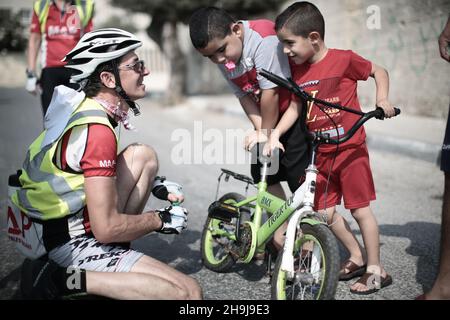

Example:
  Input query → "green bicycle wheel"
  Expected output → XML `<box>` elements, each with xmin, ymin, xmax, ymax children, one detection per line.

<box><xmin>271</xmin><ymin>223</ymin><xmax>340</xmax><ymax>300</ymax></box>
<box><xmin>201</xmin><ymin>193</ymin><xmax>249</xmax><ymax>272</ymax></box>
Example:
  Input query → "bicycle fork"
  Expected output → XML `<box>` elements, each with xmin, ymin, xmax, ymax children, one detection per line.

<box><xmin>280</xmin><ymin>164</ymin><xmax>318</xmax><ymax>279</ymax></box>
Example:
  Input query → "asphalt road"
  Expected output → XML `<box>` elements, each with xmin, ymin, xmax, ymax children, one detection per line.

<box><xmin>0</xmin><ymin>88</ymin><xmax>443</xmax><ymax>300</ymax></box>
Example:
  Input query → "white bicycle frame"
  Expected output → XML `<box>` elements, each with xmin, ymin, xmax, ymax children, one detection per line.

<box><xmin>277</xmin><ymin>162</ymin><xmax>324</xmax><ymax>280</ymax></box>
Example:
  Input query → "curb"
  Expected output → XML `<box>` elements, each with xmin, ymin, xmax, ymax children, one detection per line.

<box><xmin>366</xmin><ymin>135</ymin><xmax>441</xmax><ymax>165</ymax></box>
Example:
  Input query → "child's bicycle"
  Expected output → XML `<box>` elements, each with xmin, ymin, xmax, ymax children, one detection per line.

<box><xmin>200</xmin><ymin>69</ymin><xmax>401</xmax><ymax>300</ymax></box>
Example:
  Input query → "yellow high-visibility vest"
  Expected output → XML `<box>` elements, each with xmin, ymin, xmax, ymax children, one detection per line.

<box><xmin>12</xmin><ymin>98</ymin><xmax>117</xmax><ymax>221</ymax></box>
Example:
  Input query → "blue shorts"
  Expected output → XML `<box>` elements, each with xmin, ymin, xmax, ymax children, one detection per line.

<box><xmin>441</xmin><ymin>106</ymin><xmax>450</xmax><ymax>173</ymax></box>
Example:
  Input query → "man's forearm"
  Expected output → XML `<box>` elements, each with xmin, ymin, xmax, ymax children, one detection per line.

<box><xmin>102</xmin><ymin>210</ymin><xmax>162</xmax><ymax>243</ymax></box>
<box><xmin>91</xmin><ymin>208</ymin><xmax>163</xmax><ymax>244</ymax></box>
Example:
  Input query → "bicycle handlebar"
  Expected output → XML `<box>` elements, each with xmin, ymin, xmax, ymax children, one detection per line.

<box><xmin>258</xmin><ymin>68</ymin><xmax>401</xmax><ymax>145</ymax></box>
<box><xmin>313</xmin><ymin>107</ymin><xmax>400</xmax><ymax>145</ymax></box>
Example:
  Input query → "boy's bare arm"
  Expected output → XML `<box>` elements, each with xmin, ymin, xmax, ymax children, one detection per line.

<box><xmin>263</xmin><ymin>100</ymin><xmax>301</xmax><ymax>156</ymax></box>
<box><xmin>274</xmin><ymin>99</ymin><xmax>301</xmax><ymax>137</ymax></box>
<box><xmin>239</xmin><ymin>95</ymin><xmax>262</xmax><ymax>129</ymax></box>
<box><xmin>370</xmin><ymin>63</ymin><xmax>396</xmax><ymax>118</ymax></box>
<box><xmin>240</xmin><ymin>95</ymin><xmax>267</xmax><ymax>151</ymax></box>
<box><xmin>260</xmin><ymin>88</ymin><xmax>280</xmax><ymax>133</ymax></box>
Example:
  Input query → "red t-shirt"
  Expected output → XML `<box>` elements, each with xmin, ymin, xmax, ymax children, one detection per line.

<box><xmin>291</xmin><ymin>49</ymin><xmax>372</xmax><ymax>152</ymax></box>
<box><xmin>30</xmin><ymin>2</ymin><xmax>93</xmax><ymax>68</ymax></box>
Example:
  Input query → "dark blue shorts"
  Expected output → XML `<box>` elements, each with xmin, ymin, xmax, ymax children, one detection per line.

<box><xmin>441</xmin><ymin>106</ymin><xmax>450</xmax><ymax>173</ymax></box>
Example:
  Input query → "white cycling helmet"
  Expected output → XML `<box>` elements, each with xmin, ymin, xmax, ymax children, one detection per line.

<box><xmin>63</xmin><ymin>28</ymin><xmax>142</xmax><ymax>82</ymax></box>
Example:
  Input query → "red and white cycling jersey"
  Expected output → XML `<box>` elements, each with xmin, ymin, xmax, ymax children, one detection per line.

<box><xmin>51</xmin><ymin>122</ymin><xmax>117</xmax><ymax>241</ymax></box>
<box><xmin>56</xmin><ymin>123</ymin><xmax>117</xmax><ymax>177</ymax></box>
<box><xmin>30</xmin><ymin>2</ymin><xmax>93</xmax><ymax>68</ymax></box>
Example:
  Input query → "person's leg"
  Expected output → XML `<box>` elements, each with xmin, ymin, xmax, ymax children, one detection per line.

<box><xmin>61</xmin><ymin>67</ymin><xmax>80</xmax><ymax>90</ymax></box>
<box><xmin>251</xmin><ymin>145</ymin><xmax>288</xmax><ymax>252</ymax></box>
<box><xmin>313</xmin><ymin>149</ymin><xmax>366</xmax><ymax>274</ymax></box>
<box><xmin>268</xmin><ymin>182</ymin><xmax>287</xmax><ymax>251</ymax></box>
<box><xmin>349</xmin><ymin>206</ymin><xmax>389</xmax><ymax>292</ymax></box>
<box><xmin>49</xmin><ymin>236</ymin><xmax>202</xmax><ymax>300</ymax></box>
<box><xmin>325</xmin><ymin>207</ymin><xmax>366</xmax><ymax>268</ymax></box>
<box><xmin>85</xmin><ymin>255</ymin><xmax>202</xmax><ymax>300</ymax></box>
<box><xmin>39</xmin><ymin>68</ymin><xmax>55</xmax><ymax>116</ymax></box>
<box><xmin>426</xmin><ymin>172</ymin><xmax>450</xmax><ymax>299</ymax></box>
<box><xmin>115</xmin><ymin>143</ymin><xmax>158</xmax><ymax>214</ymax></box>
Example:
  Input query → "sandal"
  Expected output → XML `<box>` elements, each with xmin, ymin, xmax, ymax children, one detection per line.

<box><xmin>350</xmin><ymin>272</ymin><xmax>393</xmax><ymax>295</ymax></box>
<box><xmin>339</xmin><ymin>259</ymin><xmax>366</xmax><ymax>281</ymax></box>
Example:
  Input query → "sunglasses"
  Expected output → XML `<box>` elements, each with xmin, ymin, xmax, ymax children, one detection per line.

<box><xmin>119</xmin><ymin>59</ymin><xmax>146</xmax><ymax>73</ymax></box>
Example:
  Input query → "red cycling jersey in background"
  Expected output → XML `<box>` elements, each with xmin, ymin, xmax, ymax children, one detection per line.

<box><xmin>30</xmin><ymin>3</ymin><xmax>93</xmax><ymax>68</ymax></box>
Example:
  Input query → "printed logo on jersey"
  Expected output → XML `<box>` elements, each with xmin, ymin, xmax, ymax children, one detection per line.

<box><xmin>299</xmin><ymin>80</ymin><xmax>319</xmax><ymax>89</ymax></box>
<box><xmin>47</xmin><ymin>7</ymin><xmax>81</xmax><ymax>37</ymax></box>
<box><xmin>231</xmin><ymin>68</ymin><xmax>262</xmax><ymax>103</ymax></box>
<box><xmin>99</xmin><ymin>160</ymin><xmax>116</xmax><ymax>168</ymax></box>
<box><xmin>305</xmin><ymin>89</ymin><xmax>342</xmax><ymax>124</ymax></box>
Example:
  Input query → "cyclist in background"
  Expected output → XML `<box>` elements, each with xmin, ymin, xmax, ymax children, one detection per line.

<box><xmin>26</xmin><ymin>0</ymin><xmax>94</xmax><ymax>117</ymax></box>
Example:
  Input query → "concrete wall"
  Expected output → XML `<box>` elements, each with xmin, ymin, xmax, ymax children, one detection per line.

<box><xmin>308</xmin><ymin>0</ymin><xmax>450</xmax><ymax>117</ymax></box>
<box><xmin>186</xmin><ymin>0</ymin><xmax>450</xmax><ymax>118</ymax></box>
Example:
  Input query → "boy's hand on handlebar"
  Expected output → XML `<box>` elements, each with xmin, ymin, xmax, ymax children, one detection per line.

<box><xmin>244</xmin><ymin>130</ymin><xmax>268</xmax><ymax>151</ymax></box>
<box><xmin>263</xmin><ymin>132</ymin><xmax>285</xmax><ymax>156</ymax></box>
<box><xmin>376</xmin><ymin>99</ymin><xmax>396</xmax><ymax>118</ymax></box>
<box><xmin>263</xmin><ymin>138</ymin><xmax>285</xmax><ymax>157</ymax></box>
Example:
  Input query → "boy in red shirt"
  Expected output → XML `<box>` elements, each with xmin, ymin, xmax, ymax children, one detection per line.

<box><xmin>266</xmin><ymin>1</ymin><xmax>396</xmax><ymax>294</ymax></box>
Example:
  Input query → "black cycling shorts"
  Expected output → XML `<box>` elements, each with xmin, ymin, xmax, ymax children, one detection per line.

<box><xmin>441</xmin><ymin>105</ymin><xmax>450</xmax><ymax>173</ymax></box>
<box><xmin>251</xmin><ymin>119</ymin><xmax>310</xmax><ymax>193</ymax></box>
<box><xmin>40</xmin><ymin>67</ymin><xmax>79</xmax><ymax>116</ymax></box>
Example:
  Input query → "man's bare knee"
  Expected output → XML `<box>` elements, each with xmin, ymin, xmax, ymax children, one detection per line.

<box><xmin>122</xmin><ymin>143</ymin><xmax>158</xmax><ymax>172</ymax></box>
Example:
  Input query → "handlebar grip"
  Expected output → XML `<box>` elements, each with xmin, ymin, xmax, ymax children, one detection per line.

<box><xmin>374</xmin><ymin>106</ymin><xmax>401</xmax><ymax>120</ymax></box>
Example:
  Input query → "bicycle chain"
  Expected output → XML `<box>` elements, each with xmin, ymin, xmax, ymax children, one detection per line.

<box><xmin>212</xmin><ymin>222</ymin><xmax>252</xmax><ymax>259</ymax></box>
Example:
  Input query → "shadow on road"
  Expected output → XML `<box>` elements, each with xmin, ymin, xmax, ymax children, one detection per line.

<box><xmin>133</xmin><ymin>229</ymin><xmax>204</xmax><ymax>275</ymax></box>
<box><xmin>353</xmin><ymin>222</ymin><xmax>440</xmax><ymax>293</ymax></box>
<box><xmin>0</xmin><ymin>265</ymin><xmax>22</xmax><ymax>299</ymax></box>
